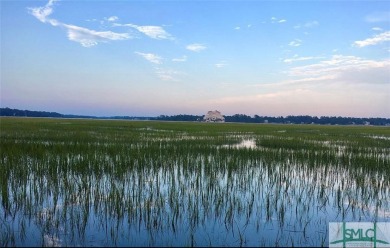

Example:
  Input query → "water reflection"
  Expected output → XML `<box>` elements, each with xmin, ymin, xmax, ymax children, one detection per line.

<box><xmin>221</xmin><ymin>139</ymin><xmax>257</xmax><ymax>149</ymax></box>
<box><xmin>1</xmin><ymin>130</ymin><xmax>389</xmax><ymax>247</ymax></box>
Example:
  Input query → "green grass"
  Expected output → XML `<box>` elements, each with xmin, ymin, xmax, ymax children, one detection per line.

<box><xmin>0</xmin><ymin>117</ymin><xmax>389</xmax><ymax>246</ymax></box>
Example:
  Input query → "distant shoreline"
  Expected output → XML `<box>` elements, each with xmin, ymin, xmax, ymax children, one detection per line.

<box><xmin>1</xmin><ymin>107</ymin><xmax>389</xmax><ymax>126</ymax></box>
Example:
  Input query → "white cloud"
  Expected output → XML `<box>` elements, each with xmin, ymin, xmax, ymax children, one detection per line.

<box><xmin>29</xmin><ymin>0</ymin><xmax>131</xmax><ymax>47</ymax></box>
<box><xmin>353</xmin><ymin>31</ymin><xmax>390</xmax><ymax>47</ymax></box>
<box><xmin>270</xmin><ymin>17</ymin><xmax>287</xmax><ymax>24</ymax></box>
<box><xmin>64</xmin><ymin>24</ymin><xmax>130</xmax><ymax>47</ymax></box>
<box><xmin>282</xmin><ymin>75</ymin><xmax>337</xmax><ymax>85</ymax></box>
<box><xmin>287</xmin><ymin>55</ymin><xmax>390</xmax><ymax>85</ymax></box>
<box><xmin>208</xmin><ymin>85</ymin><xmax>388</xmax><ymax>117</ymax></box>
<box><xmin>288</xmin><ymin>39</ymin><xmax>302</xmax><ymax>47</ymax></box>
<box><xmin>294</xmin><ymin>21</ymin><xmax>319</xmax><ymax>29</ymax></box>
<box><xmin>86</xmin><ymin>18</ymin><xmax>98</xmax><ymax>22</ymax></box>
<box><xmin>114</xmin><ymin>23</ymin><xmax>174</xmax><ymax>40</ymax></box>
<box><xmin>215</xmin><ymin>61</ymin><xmax>228</xmax><ymax>68</ymax></box>
<box><xmin>155</xmin><ymin>68</ymin><xmax>181</xmax><ymax>81</ymax></box>
<box><xmin>172</xmin><ymin>56</ymin><xmax>187</xmax><ymax>62</ymax></box>
<box><xmin>106</xmin><ymin>16</ymin><xmax>118</xmax><ymax>22</ymax></box>
<box><xmin>30</xmin><ymin>1</ymin><xmax>173</xmax><ymax>47</ymax></box>
<box><xmin>28</xmin><ymin>0</ymin><xmax>57</xmax><ymax>23</ymax></box>
<box><xmin>136</xmin><ymin>25</ymin><xmax>172</xmax><ymax>39</ymax></box>
<box><xmin>135</xmin><ymin>52</ymin><xmax>163</xmax><ymax>64</ymax></box>
<box><xmin>234</xmin><ymin>24</ymin><xmax>252</xmax><ymax>30</ymax></box>
<box><xmin>283</xmin><ymin>55</ymin><xmax>323</xmax><ymax>63</ymax></box>
<box><xmin>365</xmin><ymin>11</ymin><xmax>390</xmax><ymax>23</ymax></box>
<box><xmin>372</xmin><ymin>27</ymin><xmax>383</xmax><ymax>32</ymax></box>
<box><xmin>210</xmin><ymin>56</ymin><xmax>389</xmax><ymax>117</ymax></box>
<box><xmin>186</xmin><ymin>43</ymin><xmax>206</xmax><ymax>52</ymax></box>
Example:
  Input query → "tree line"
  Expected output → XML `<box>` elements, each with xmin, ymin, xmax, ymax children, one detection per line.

<box><xmin>0</xmin><ymin>108</ymin><xmax>149</xmax><ymax>120</ymax></box>
<box><xmin>1</xmin><ymin>107</ymin><xmax>389</xmax><ymax>126</ymax></box>
<box><xmin>155</xmin><ymin>114</ymin><xmax>390</xmax><ymax>126</ymax></box>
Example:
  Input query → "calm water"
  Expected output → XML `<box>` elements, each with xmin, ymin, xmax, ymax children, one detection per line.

<box><xmin>1</xmin><ymin>122</ymin><xmax>389</xmax><ymax>247</ymax></box>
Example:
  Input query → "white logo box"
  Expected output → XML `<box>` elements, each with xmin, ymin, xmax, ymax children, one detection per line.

<box><xmin>329</xmin><ymin>222</ymin><xmax>390</xmax><ymax>248</ymax></box>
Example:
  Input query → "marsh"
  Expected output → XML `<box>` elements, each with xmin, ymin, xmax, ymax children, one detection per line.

<box><xmin>1</xmin><ymin>118</ymin><xmax>389</xmax><ymax>246</ymax></box>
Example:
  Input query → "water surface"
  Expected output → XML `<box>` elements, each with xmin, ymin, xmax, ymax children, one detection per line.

<box><xmin>1</xmin><ymin>119</ymin><xmax>389</xmax><ymax>246</ymax></box>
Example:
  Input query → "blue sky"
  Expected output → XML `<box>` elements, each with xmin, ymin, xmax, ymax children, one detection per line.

<box><xmin>1</xmin><ymin>0</ymin><xmax>389</xmax><ymax>117</ymax></box>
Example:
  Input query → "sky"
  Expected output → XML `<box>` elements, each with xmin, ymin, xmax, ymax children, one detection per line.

<box><xmin>1</xmin><ymin>0</ymin><xmax>389</xmax><ymax>117</ymax></box>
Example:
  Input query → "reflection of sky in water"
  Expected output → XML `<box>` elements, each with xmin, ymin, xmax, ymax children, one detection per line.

<box><xmin>2</xmin><ymin>128</ymin><xmax>389</xmax><ymax>247</ymax></box>
<box><xmin>221</xmin><ymin>139</ymin><xmax>257</xmax><ymax>149</ymax></box>
<box><xmin>2</xmin><ymin>153</ymin><xmax>388</xmax><ymax>247</ymax></box>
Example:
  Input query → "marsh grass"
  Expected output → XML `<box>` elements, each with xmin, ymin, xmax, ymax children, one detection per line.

<box><xmin>0</xmin><ymin>118</ymin><xmax>389</xmax><ymax>246</ymax></box>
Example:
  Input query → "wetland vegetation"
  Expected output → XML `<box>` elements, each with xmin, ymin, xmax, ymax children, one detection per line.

<box><xmin>1</xmin><ymin>118</ymin><xmax>389</xmax><ymax>246</ymax></box>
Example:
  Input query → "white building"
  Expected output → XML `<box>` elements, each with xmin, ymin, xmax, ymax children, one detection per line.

<box><xmin>203</xmin><ymin>110</ymin><xmax>225</xmax><ymax>122</ymax></box>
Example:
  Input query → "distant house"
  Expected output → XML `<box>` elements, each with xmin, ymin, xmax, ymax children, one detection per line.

<box><xmin>203</xmin><ymin>110</ymin><xmax>225</xmax><ymax>122</ymax></box>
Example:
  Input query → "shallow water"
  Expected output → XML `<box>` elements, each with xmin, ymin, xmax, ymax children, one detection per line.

<box><xmin>221</xmin><ymin>139</ymin><xmax>257</xmax><ymax>149</ymax></box>
<box><xmin>1</xmin><ymin>120</ymin><xmax>389</xmax><ymax>247</ymax></box>
<box><xmin>2</xmin><ymin>154</ymin><xmax>388</xmax><ymax>246</ymax></box>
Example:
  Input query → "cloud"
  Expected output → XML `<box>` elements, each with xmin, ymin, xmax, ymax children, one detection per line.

<box><xmin>208</xmin><ymin>85</ymin><xmax>388</xmax><ymax>117</ymax></box>
<box><xmin>114</xmin><ymin>23</ymin><xmax>174</xmax><ymax>40</ymax></box>
<box><xmin>372</xmin><ymin>27</ymin><xmax>383</xmax><ymax>32</ymax></box>
<box><xmin>136</xmin><ymin>26</ymin><xmax>172</xmax><ymax>40</ymax></box>
<box><xmin>288</xmin><ymin>39</ymin><xmax>302</xmax><ymax>47</ymax></box>
<box><xmin>135</xmin><ymin>25</ymin><xmax>172</xmax><ymax>39</ymax></box>
<box><xmin>294</xmin><ymin>21</ymin><xmax>319</xmax><ymax>29</ymax></box>
<box><xmin>172</xmin><ymin>56</ymin><xmax>187</xmax><ymax>62</ymax></box>
<box><xmin>186</xmin><ymin>43</ymin><xmax>206</xmax><ymax>52</ymax></box>
<box><xmin>234</xmin><ymin>24</ymin><xmax>252</xmax><ymax>30</ymax></box>
<box><xmin>270</xmin><ymin>17</ymin><xmax>287</xmax><ymax>24</ymax></box>
<box><xmin>155</xmin><ymin>68</ymin><xmax>181</xmax><ymax>81</ymax></box>
<box><xmin>303</xmin><ymin>21</ymin><xmax>319</xmax><ymax>28</ymax></box>
<box><xmin>28</xmin><ymin>0</ymin><xmax>57</xmax><ymax>23</ymax></box>
<box><xmin>287</xmin><ymin>55</ymin><xmax>390</xmax><ymax>85</ymax></box>
<box><xmin>106</xmin><ymin>16</ymin><xmax>118</xmax><ymax>22</ymax></box>
<box><xmin>283</xmin><ymin>55</ymin><xmax>324</xmax><ymax>63</ymax></box>
<box><xmin>353</xmin><ymin>31</ymin><xmax>390</xmax><ymax>47</ymax></box>
<box><xmin>210</xmin><ymin>56</ymin><xmax>389</xmax><ymax>117</ymax></box>
<box><xmin>29</xmin><ymin>0</ymin><xmax>131</xmax><ymax>47</ymax></box>
<box><xmin>135</xmin><ymin>52</ymin><xmax>163</xmax><ymax>64</ymax></box>
<box><xmin>63</xmin><ymin>24</ymin><xmax>131</xmax><ymax>47</ymax></box>
<box><xmin>215</xmin><ymin>61</ymin><xmax>228</xmax><ymax>68</ymax></box>
<box><xmin>365</xmin><ymin>11</ymin><xmax>390</xmax><ymax>23</ymax></box>
<box><xmin>29</xmin><ymin>1</ymin><xmax>173</xmax><ymax>47</ymax></box>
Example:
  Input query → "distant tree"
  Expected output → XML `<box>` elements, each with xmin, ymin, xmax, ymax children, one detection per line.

<box><xmin>1</xmin><ymin>108</ymin><xmax>389</xmax><ymax>125</ymax></box>
<box><xmin>0</xmin><ymin>107</ymin><xmax>63</xmax><ymax>117</ymax></box>
<box><xmin>155</xmin><ymin>114</ymin><xmax>202</xmax><ymax>122</ymax></box>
